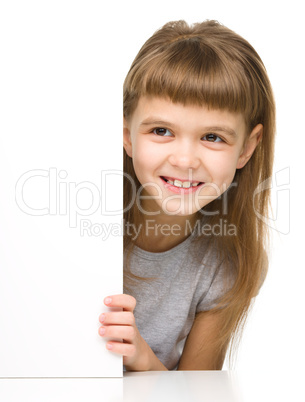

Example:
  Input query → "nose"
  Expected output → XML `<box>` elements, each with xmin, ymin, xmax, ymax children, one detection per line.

<box><xmin>168</xmin><ymin>139</ymin><xmax>201</xmax><ymax>170</ymax></box>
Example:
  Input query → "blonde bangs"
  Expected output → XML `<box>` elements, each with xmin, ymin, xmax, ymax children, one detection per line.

<box><xmin>124</xmin><ymin>33</ymin><xmax>266</xmax><ymax>129</ymax></box>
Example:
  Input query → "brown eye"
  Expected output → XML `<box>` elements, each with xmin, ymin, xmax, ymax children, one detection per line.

<box><xmin>153</xmin><ymin>128</ymin><xmax>172</xmax><ymax>137</ymax></box>
<box><xmin>202</xmin><ymin>133</ymin><xmax>223</xmax><ymax>142</ymax></box>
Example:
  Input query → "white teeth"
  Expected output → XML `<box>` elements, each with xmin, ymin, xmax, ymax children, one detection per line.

<box><xmin>164</xmin><ymin>177</ymin><xmax>201</xmax><ymax>188</ymax></box>
<box><xmin>173</xmin><ymin>180</ymin><xmax>182</xmax><ymax>187</ymax></box>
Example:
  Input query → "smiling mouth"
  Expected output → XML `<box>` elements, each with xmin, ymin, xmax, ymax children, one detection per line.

<box><xmin>160</xmin><ymin>176</ymin><xmax>203</xmax><ymax>189</ymax></box>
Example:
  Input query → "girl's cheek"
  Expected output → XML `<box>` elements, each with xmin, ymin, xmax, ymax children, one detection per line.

<box><xmin>206</xmin><ymin>156</ymin><xmax>239</xmax><ymax>190</ymax></box>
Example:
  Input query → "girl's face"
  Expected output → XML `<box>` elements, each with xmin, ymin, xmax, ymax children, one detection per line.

<box><xmin>123</xmin><ymin>96</ymin><xmax>262</xmax><ymax>217</ymax></box>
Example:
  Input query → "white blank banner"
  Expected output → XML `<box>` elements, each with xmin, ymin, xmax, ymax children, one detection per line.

<box><xmin>0</xmin><ymin>1</ymin><xmax>122</xmax><ymax>377</ymax></box>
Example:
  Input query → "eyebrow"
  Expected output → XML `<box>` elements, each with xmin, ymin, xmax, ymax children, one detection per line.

<box><xmin>139</xmin><ymin>118</ymin><xmax>238</xmax><ymax>138</ymax></box>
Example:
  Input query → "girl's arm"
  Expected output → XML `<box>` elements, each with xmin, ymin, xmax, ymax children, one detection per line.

<box><xmin>98</xmin><ymin>294</ymin><xmax>168</xmax><ymax>371</ymax></box>
<box><xmin>178</xmin><ymin>310</ymin><xmax>229</xmax><ymax>370</ymax></box>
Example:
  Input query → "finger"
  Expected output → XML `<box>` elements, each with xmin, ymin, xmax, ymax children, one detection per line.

<box><xmin>99</xmin><ymin>311</ymin><xmax>135</xmax><ymax>326</ymax></box>
<box><xmin>104</xmin><ymin>294</ymin><xmax>136</xmax><ymax>312</ymax></box>
<box><xmin>106</xmin><ymin>341</ymin><xmax>136</xmax><ymax>357</ymax></box>
<box><xmin>99</xmin><ymin>325</ymin><xmax>136</xmax><ymax>342</ymax></box>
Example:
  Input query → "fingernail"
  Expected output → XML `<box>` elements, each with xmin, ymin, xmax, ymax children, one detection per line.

<box><xmin>106</xmin><ymin>343</ymin><xmax>113</xmax><ymax>350</ymax></box>
<box><xmin>104</xmin><ymin>297</ymin><xmax>112</xmax><ymax>305</ymax></box>
<box><xmin>99</xmin><ymin>314</ymin><xmax>105</xmax><ymax>323</ymax></box>
<box><xmin>99</xmin><ymin>327</ymin><xmax>105</xmax><ymax>336</ymax></box>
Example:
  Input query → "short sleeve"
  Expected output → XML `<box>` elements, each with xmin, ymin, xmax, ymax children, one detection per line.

<box><xmin>196</xmin><ymin>248</ymin><xmax>268</xmax><ymax>312</ymax></box>
<box><xmin>196</xmin><ymin>261</ymin><xmax>234</xmax><ymax>313</ymax></box>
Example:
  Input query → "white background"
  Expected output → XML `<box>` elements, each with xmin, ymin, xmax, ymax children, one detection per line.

<box><xmin>0</xmin><ymin>0</ymin><xmax>304</xmax><ymax>395</ymax></box>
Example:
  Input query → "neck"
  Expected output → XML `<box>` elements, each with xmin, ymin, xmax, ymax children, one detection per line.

<box><xmin>132</xmin><ymin>204</ymin><xmax>200</xmax><ymax>253</ymax></box>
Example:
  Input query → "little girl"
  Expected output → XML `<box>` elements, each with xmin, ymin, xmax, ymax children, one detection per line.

<box><xmin>98</xmin><ymin>20</ymin><xmax>275</xmax><ymax>371</ymax></box>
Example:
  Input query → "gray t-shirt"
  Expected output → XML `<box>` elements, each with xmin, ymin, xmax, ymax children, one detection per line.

<box><xmin>123</xmin><ymin>230</ymin><xmax>231</xmax><ymax>370</ymax></box>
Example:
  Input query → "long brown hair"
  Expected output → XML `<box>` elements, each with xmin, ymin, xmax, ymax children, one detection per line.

<box><xmin>123</xmin><ymin>20</ymin><xmax>276</xmax><ymax>365</ymax></box>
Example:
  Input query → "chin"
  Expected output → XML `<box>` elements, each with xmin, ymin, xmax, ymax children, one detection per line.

<box><xmin>160</xmin><ymin>202</ymin><xmax>197</xmax><ymax>216</ymax></box>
